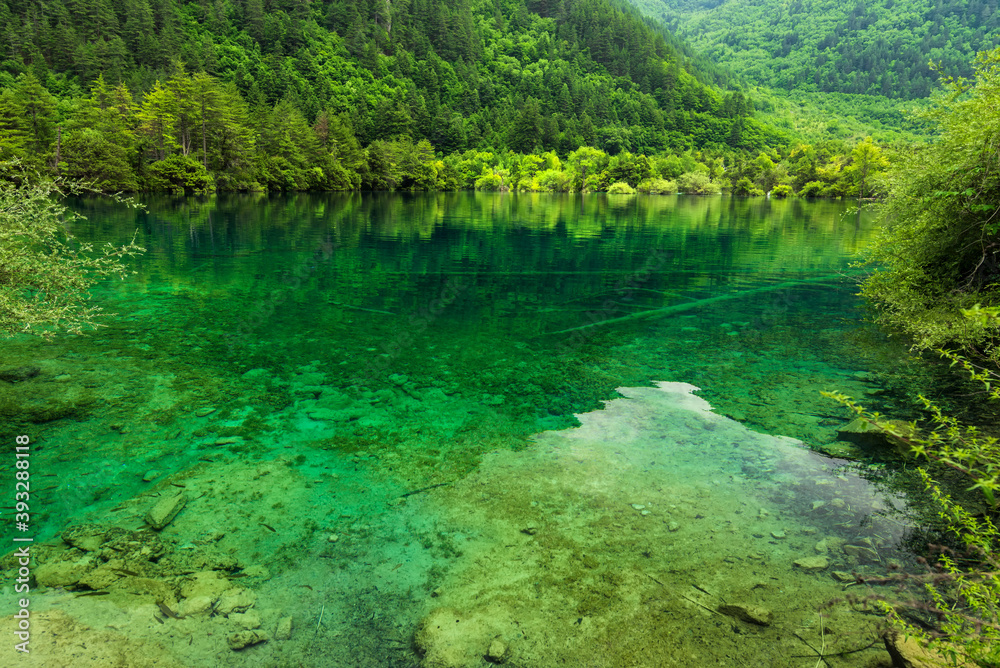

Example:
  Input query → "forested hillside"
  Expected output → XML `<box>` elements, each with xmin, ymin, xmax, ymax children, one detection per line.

<box><xmin>0</xmin><ymin>0</ymin><xmax>787</xmax><ymax>191</ymax></box>
<box><xmin>629</xmin><ymin>0</ymin><xmax>1000</xmax><ymax>99</ymax></box>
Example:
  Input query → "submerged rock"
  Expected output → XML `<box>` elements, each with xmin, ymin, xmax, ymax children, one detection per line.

<box><xmin>837</xmin><ymin>417</ymin><xmax>917</xmax><ymax>455</ymax></box>
<box><xmin>486</xmin><ymin>636</ymin><xmax>509</xmax><ymax>663</ymax></box>
<box><xmin>227</xmin><ymin>630</ymin><xmax>268</xmax><ymax>650</ymax></box>
<box><xmin>216</xmin><ymin>587</ymin><xmax>257</xmax><ymax>615</ymax></box>
<box><xmin>843</xmin><ymin>544</ymin><xmax>879</xmax><ymax>562</ymax></box>
<box><xmin>275</xmin><ymin>616</ymin><xmax>293</xmax><ymax>641</ymax></box>
<box><xmin>883</xmin><ymin>630</ymin><xmax>973</xmax><ymax>668</ymax></box>
<box><xmin>794</xmin><ymin>556</ymin><xmax>829</xmax><ymax>571</ymax></box>
<box><xmin>0</xmin><ymin>365</ymin><xmax>41</xmax><ymax>382</ymax></box>
<box><xmin>146</xmin><ymin>493</ymin><xmax>187</xmax><ymax>530</ymax></box>
<box><xmin>717</xmin><ymin>604</ymin><xmax>773</xmax><ymax>626</ymax></box>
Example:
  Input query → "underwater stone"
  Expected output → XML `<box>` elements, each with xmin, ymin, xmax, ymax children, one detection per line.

<box><xmin>883</xmin><ymin>629</ymin><xmax>963</xmax><ymax>668</ymax></box>
<box><xmin>0</xmin><ymin>365</ymin><xmax>41</xmax><ymax>382</ymax></box>
<box><xmin>180</xmin><ymin>571</ymin><xmax>231</xmax><ymax>600</ymax></box>
<box><xmin>61</xmin><ymin>524</ymin><xmax>110</xmax><ymax>552</ymax></box>
<box><xmin>486</xmin><ymin>637</ymin><xmax>509</xmax><ymax>663</ymax></box>
<box><xmin>34</xmin><ymin>561</ymin><xmax>88</xmax><ymax>587</ymax></box>
<box><xmin>142</xmin><ymin>470</ymin><xmax>160</xmax><ymax>482</ymax></box>
<box><xmin>718</xmin><ymin>604</ymin><xmax>772</xmax><ymax>626</ymax></box>
<box><xmin>146</xmin><ymin>493</ymin><xmax>187</xmax><ymax>530</ymax></box>
<box><xmin>770</xmin><ymin>530</ymin><xmax>786</xmax><ymax>539</ymax></box>
<box><xmin>242</xmin><ymin>565</ymin><xmax>270</xmax><ymax>579</ymax></box>
<box><xmin>195</xmin><ymin>407</ymin><xmax>216</xmax><ymax>417</ymax></box>
<box><xmin>296</xmin><ymin>372</ymin><xmax>326</xmax><ymax>385</ymax></box>
<box><xmin>179</xmin><ymin>596</ymin><xmax>214</xmax><ymax>616</ymax></box>
<box><xmin>843</xmin><ymin>545</ymin><xmax>879</xmax><ymax>562</ymax></box>
<box><xmin>232</xmin><ymin>611</ymin><xmax>261</xmax><ymax>629</ymax></box>
<box><xmin>794</xmin><ymin>556</ymin><xmax>829</xmax><ymax>571</ymax></box>
<box><xmin>831</xmin><ymin>571</ymin><xmax>856</xmax><ymax>583</ymax></box>
<box><xmin>217</xmin><ymin>587</ymin><xmax>257</xmax><ymax>615</ymax></box>
<box><xmin>227</xmin><ymin>630</ymin><xmax>268</xmax><ymax>650</ymax></box>
<box><xmin>667</xmin><ymin>521</ymin><xmax>680</xmax><ymax>532</ymax></box>
<box><xmin>275</xmin><ymin>616</ymin><xmax>293</xmax><ymax>641</ymax></box>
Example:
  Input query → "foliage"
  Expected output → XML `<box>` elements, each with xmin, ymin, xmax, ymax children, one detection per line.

<box><xmin>823</xmin><ymin>374</ymin><xmax>1000</xmax><ymax>666</ymax></box>
<box><xmin>859</xmin><ymin>48</ymin><xmax>1000</xmax><ymax>358</ymax></box>
<box><xmin>629</xmin><ymin>0</ymin><xmax>1000</xmax><ymax>101</ymax></box>
<box><xmin>146</xmin><ymin>155</ymin><xmax>214</xmax><ymax>193</ymax></box>
<box><xmin>0</xmin><ymin>0</ymin><xmax>769</xmax><ymax>190</ymax></box>
<box><xmin>824</xmin><ymin>387</ymin><xmax>1000</xmax><ymax>507</ymax></box>
<box><xmin>0</xmin><ymin>174</ymin><xmax>144</xmax><ymax>338</ymax></box>
<box><xmin>676</xmin><ymin>170</ymin><xmax>720</xmax><ymax>194</ymax></box>
<box><xmin>606</xmin><ymin>181</ymin><xmax>636</xmax><ymax>194</ymax></box>
<box><xmin>771</xmin><ymin>184</ymin><xmax>793</xmax><ymax>198</ymax></box>
<box><xmin>636</xmin><ymin>177</ymin><xmax>676</xmax><ymax>194</ymax></box>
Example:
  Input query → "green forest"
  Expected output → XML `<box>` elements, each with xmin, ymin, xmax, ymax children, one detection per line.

<box><xmin>0</xmin><ymin>0</ymin><xmax>778</xmax><ymax>192</ymax></box>
<box><xmin>630</xmin><ymin>0</ymin><xmax>1000</xmax><ymax>99</ymax></box>
<box><xmin>0</xmin><ymin>0</ymin><xmax>904</xmax><ymax>195</ymax></box>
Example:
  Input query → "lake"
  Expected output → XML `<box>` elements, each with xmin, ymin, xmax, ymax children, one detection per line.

<box><xmin>0</xmin><ymin>193</ymin><xmax>943</xmax><ymax>666</ymax></box>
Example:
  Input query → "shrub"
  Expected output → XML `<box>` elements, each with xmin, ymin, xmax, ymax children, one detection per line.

<box><xmin>677</xmin><ymin>171</ymin><xmax>721</xmax><ymax>194</ymax></box>
<box><xmin>0</xmin><ymin>176</ymin><xmax>144</xmax><ymax>337</ymax></box>
<box><xmin>771</xmin><ymin>184</ymin><xmax>794</xmax><ymax>198</ymax></box>
<box><xmin>797</xmin><ymin>180</ymin><xmax>827</xmax><ymax>197</ymax></box>
<box><xmin>732</xmin><ymin>177</ymin><xmax>765</xmax><ymax>196</ymax></box>
<box><xmin>636</xmin><ymin>178</ymin><xmax>677</xmax><ymax>194</ymax></box>
<box><xmin>147</xmin><ymin>155</ymin><xmax>214</xmax><ymax>193</ymax></box>
<box><xmin>860</xmin><ymin>48</ymin><xmax>1000</xmax><ymax>358</ymax></box>
<box><xmin>606</xmin><ymin>181</ymin><xmax>636</xmax><ymax>194</ymax></box>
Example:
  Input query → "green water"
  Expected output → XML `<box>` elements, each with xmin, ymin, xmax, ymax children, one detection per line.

<box><xmin>0</xmin><ymin>193</ymin><xmax>943</xmax><ymax>666</ymax></box>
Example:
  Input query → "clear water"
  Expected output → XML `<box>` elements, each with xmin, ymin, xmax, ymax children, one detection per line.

<box><xmin>0</xmin><ymin>193</ymin><xmax>941</xmax><ymax>666</ymax></box>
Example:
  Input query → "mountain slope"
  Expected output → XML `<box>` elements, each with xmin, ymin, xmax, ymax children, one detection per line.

<box><xmin>628</xmin><ymin>0</ymin><xmax>1000</xmax><ymax>99</ymax></box>
<box><xmin>0</xmin><ymin>0</ymin><xmax>774</xmax><ymax>164</ymax></box>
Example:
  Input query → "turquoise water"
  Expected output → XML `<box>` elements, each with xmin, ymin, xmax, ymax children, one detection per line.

<box><xmin>0</xmin><ymin>193</ymin><xmax>941</xmax><ymax>666</ymax></box>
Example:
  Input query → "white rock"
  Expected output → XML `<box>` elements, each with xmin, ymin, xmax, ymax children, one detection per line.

<box><xmin>146</xmin><ymin>493</ymin><xmax>186</xmax><ymax>530</ymax></box>
<box><xmin>217</xmin><ymin>587</ymin><xmax>257</xmax><ymax>615</ymax></box>
<box><xmin>179</xmin><ymin>596</ymin><xmax>214</xmax><ymax>616</ymax></box>
<box><xmin>231</xmin><ymin>611</ymin><xmax>261</xmax><ymax>629</ymax></box>
<box><xmin>275</xmin><ymin>616</ymin><xmax>293</xmax><ymax>641</ymax></box>
<box><xmin>227</xmin><ymin>630</ymin><xmax>268</xmax><ymax>650</ymax></box>
<box><xmin>486</xmin><ymin>636</ymin><xmax>509</xmax><ymax>662</ymax></box>
<box><xmin>794</xmin><ymin>556</ymin><xmax>829</xmax><ymax>571</ymax></box>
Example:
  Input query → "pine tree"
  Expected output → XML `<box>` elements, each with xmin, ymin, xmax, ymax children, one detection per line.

<box><xmin>136</xmin><ymin>81</ymin><xmax>180</xmax><ymax>160</ymax></box>
<box><xmin>14</xmin><ymin>73</ymin><xmax>57</xmax><ymax>155</ymax></box>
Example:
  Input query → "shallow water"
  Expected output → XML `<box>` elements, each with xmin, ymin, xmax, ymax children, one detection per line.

<box><xmin>0</xmin><ymin>193</ymin><xmax>939</xmax><ymax>666</ymax></box>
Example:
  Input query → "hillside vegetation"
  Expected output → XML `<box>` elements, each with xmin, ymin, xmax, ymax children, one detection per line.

<box><xmin>0</xmin><ymin>0</ymin><xmax>796</xmax><ymax>191</ymax></box>
<box><xmin>629</xmin><ymin>0</ymin><xmax>1000</xmax><ymax>99</ymax></box>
